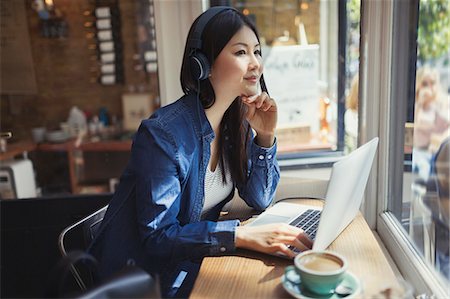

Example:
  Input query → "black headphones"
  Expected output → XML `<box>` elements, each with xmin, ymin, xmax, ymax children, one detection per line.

<box><xmin>188</xmin><ymin>6</ymin><xmax>236</xmax><ymax>81</ymax></box>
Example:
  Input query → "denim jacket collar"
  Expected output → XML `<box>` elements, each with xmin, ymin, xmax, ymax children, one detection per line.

<box><xmin>185</xmin><ymin>93</ymin><xmax>215</xmax><ymax>143</ymax></box>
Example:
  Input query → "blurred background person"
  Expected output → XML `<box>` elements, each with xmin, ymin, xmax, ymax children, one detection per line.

<box><xmin>413</xmin><ymin>66</ymin><xmax>450</xmax><ymax>181</ymax></box>
<box><xmin>344</xmin><ymin>74</ymin><xmax>359</xmax><ymax>154</ymax></box>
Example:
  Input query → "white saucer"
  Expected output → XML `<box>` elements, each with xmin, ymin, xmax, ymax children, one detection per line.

<box><xmin>45</xmin><ymin>130</ymin><xmax>69</xmax><ymax>143</ymax></box>
<box><xmin>281</xmin><ymin>266</ymin><xmax>362</xmax><ymax>299</ymax></box>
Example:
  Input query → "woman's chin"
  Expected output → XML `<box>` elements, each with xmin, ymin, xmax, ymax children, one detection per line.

<box><xmin>242</xmin><ymin>86</ymin><xmax>258</xmax><ymax>97</ymax></box>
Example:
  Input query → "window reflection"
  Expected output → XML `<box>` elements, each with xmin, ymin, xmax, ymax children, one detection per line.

<box><xmin>403</xmin><ymin>0</ymin><xmax>450</xmax><ymax>283</ymax></box>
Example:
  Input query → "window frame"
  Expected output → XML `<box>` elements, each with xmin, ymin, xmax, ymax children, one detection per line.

<box><xmin>360</xmin><ymin>0</ymin><xmax>449</xmax><ymax>296</ymax></box>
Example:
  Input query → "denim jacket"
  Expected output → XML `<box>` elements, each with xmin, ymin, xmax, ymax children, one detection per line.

<box><xmin>88</xmin><ymin>93</ymin><xmax>280</xmax><ymax>295</ymax></box>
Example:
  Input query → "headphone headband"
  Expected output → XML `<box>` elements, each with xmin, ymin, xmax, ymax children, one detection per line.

<box><xmin>188</xmin><ymin>6</ymin><xmax>235</xmax><ymax>51</ymax></box>
<box><xmin>188</xmin><ymin>6</ymin><xmax>237</xmax><ymax>81</ymax></box>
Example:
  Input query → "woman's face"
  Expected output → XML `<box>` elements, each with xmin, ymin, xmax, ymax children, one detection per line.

<box><xmin>418</xmin><ymin>73</ymin><xmax>438</xmax><ymax>105</ymax></box>
<box><xmin>209</xmin><ymin>25</ymin><xmax>263</xmax><ymax>100</ymax></box>
<box><xmin>421</xmin><ymin>74</ymin><xmax>436</xmax><ymax>87</ymax></box>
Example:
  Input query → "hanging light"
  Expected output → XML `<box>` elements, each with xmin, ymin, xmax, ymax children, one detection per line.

<box><xmin>44</xmin><ymin>0</ymin><xmax>54</xmax><ymax>9</ymax></box>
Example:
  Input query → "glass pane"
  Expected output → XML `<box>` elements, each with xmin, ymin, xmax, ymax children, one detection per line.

<box><xmin>230</xmin><ymin>0</ymin><xmax>360</xmax><ymax>156</ymax></box>
<box><xmin>402</xmin><ymin>0</ymin><xmax>450</xmax><ymax>283</ymax></box>
<box><xmin>344</xmin><ymin>0</ymin><xmax>360</xmax><ymax>154</ymax></box>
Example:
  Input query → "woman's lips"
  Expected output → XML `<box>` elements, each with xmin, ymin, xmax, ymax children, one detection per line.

<box><xmin>244</xmin><ymin>76</ymin><xmax>258</xmax><ymax>84</ymax></box>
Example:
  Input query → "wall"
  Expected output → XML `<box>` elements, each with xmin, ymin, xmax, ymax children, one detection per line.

<box><xmin>155</xmin><ymin>0</ymin><xmax>202</xmax><ymax>106</ymax></box>
<box><xmin>0</xmin><ymin>0</ymin><xmax>159</xmax><ymax>141</ymax></box>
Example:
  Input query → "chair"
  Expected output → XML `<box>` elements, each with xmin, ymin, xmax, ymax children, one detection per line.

<box><xmin>55</xmin><ymin>204</ymin><xmax>162</xmax><ymax>298</ymax></box>
<box><xmin>58</xmin><ymin>205</ymin><xmax>108</xmax><ymax>290</ymax></box>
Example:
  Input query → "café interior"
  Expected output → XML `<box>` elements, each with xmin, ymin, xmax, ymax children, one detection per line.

<box><xmin>1</xmin><ymin>0</ymin><xmax>449</xmax><ymax>298</ymax></box>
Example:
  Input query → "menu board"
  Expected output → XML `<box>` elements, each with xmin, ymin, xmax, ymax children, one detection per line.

<box><xmin>0</xmin><ymin>0</ymin><xmax>37</xmax><ymax>94</ymax></box>
<box><xmin>263</xmin><ymin>45</ymin><xmax>320</xmax><ymax>133</ymax></box>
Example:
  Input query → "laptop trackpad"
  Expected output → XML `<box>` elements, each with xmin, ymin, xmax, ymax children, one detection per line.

<box><xmin>248</xmin><ymin>214</ymin><xmax>291</xmax><ymax>226</ymax></box>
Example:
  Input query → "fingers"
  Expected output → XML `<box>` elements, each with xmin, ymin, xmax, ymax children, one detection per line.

<box><xmin>297</xmin><ymin>232</ymin><xmax>314</xmax><ymax>249</ymax></box>
<box><xmin>236</xmin><ymin>223</ymin><xmax>313</xmax><ymax>258</ymax></box>
<box><xmin>241</xmin><ymin>92</ymin><xmax>276</xmax><ymax>112</ymax></box>
<box><xmin>270</xmin><ymin>232</ymin><xmax>312</xmax><ymax>251</ymax></box>
<box><xmin>267</xmin><ymin>224</ymin><xmax>313</xmax><ymax>253</ymax></box>
<box><xmin>274</xmin><ymin>243</ymin><xmax>297</xmax><ymax>259</ymax></box>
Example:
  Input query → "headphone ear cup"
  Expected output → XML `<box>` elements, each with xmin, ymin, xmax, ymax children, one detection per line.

<box><xmin>190</xmin><ymin>51</ymin><xmax>210</xmax><ymax>81</ymax></box>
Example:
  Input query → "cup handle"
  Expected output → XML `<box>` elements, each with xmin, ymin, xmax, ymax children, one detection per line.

<box><xmin>284</xmin><ymin>265</ymin><xmax>300</xmax><ymax>284</ymax></box>
<box><xmin>285</xmin><ymin>265</ymin><xmax>296</xmax><ymax>273</ymax></box>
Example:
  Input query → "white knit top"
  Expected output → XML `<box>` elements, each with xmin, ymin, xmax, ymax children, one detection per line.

<box><xmin>203</xmin><ymin>162</ymin><xmax>233</xmax><ymax>212</ymax></box>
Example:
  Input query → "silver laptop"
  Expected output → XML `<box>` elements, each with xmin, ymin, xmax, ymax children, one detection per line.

<box><xmin>247</xmin><ymin>137</ymin><xmax>379</xmax><ymax>253</ymax></box>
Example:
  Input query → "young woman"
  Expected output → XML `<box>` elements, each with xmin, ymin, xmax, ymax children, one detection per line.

<box><xmin>88</xmin><ymin>7</ymin><xmax>312</xmax><ymax>298</ymax></box>
<box><xmin>413</xmin><ymin>66</ymin><xmax>449</xmax><ymax>180</ymax></box>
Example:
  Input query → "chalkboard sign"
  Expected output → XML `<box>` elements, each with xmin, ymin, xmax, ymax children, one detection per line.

<box><xmin>0</xmin><ymin>0</ymin><xmax>37</xmax><ymax>94</ymax></box>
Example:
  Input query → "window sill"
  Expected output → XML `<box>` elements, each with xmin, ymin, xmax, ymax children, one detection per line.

<box><xmin>278</xmin><ymin>150</ymin><xmax>344</xmax><ymax>170</ymax></box>
<box><xmin>378</xmin><ymin>211</ymin><xmax>449</xmax><ymax>298</ymax></box>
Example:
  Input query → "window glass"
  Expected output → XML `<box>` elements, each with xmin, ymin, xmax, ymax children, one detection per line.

<box><xmin>400</xmin><ymin>0</ymin><xmax>450</xmax><ymax>283</ymax></box>
<box><xmin>230</xmin><ymin>0</ymin><xmax>360</xmax><ymax>156</ymax></box>
<box><xmin>344</xmin><ymin>0</ymin><xmax>360</xmax><ymax>154</ymax></box>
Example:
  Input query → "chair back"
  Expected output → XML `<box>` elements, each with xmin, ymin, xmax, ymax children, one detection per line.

<box><xmin>58</xmin><ymin>205</ymin><xmax>108</xmax><ymax>290</ymax></box>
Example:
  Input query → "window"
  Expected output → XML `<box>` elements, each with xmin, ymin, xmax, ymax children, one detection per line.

<box><xmin>360</xmin><ymin>0</ymin><xmax>449</xmax><ymax>296</ymax></box>
<box><xmin>400</xmin><ymin>0</ymin><xmax>449</xmax><ymax>289</ymax></box>
<box><xmin>228</xmin><ymin>0</ymin><xmax>361</xmax><ymax>163</ymax></box>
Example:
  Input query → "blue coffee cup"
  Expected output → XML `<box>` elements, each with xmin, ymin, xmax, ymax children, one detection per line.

<box><xmin>294</xmin><ymin>250</ymin><xmax>348</xmax><ymax>295</ymax></box>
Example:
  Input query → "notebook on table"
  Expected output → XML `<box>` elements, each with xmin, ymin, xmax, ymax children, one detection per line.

<box><xmin>246</xmin><ymin>137</ymin><xmax>379</xmax><ymax>254</ymax></box>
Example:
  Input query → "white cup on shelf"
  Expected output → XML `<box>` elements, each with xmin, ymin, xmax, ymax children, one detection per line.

<box><xmin>31</xmin><ymin>127</ymin><xmax>46</xmax><ymax>143</ymax></box>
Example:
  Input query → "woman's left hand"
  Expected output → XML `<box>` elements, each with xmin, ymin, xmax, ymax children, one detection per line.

<box><xmin>241</xmin><ymin>92</ymin><xmax>277</xmax><ymax>147</ymax></box>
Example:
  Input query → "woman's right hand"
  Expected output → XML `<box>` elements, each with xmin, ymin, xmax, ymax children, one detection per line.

<box><xmin>235</xmin><ymin>223</ymin><xmax>313</xmax><ymax>258</ymax></box>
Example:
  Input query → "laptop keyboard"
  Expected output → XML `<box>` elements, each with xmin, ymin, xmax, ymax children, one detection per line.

<box><xmin>287</xmin><ymin>209</ymin><xmax>321</xmax><ymax>253</ymax></box>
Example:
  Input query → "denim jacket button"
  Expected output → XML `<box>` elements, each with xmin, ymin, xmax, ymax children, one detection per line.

<box><xmin>267</xmin><ymin>154</ymin><xmax>272</xmax><ymax>160</ymax></box>
<box><xmin>220</xmin><ymin>247</ymin><xmax>226</xmax><ymax>252</ymax></box>
<box><xmin>258</xmin><ymin>155</ymin><xmax>264</xmax><ymax>160</ymax></box>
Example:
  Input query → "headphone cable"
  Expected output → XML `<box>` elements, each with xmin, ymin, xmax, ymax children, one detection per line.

<box><xmin>195</xmin><ymin>79</ymin><xmax>205</xmax><ymax>176</ymax></box>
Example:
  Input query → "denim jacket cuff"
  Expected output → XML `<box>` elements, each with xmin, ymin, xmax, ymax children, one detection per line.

<box><xmin>251</xmin><ymin>137</ymin><xmax>277</xmax><ymax>167</ymax></box>
<box><xmin>209</xmin><ymin>220</ymin><xmax>240</xmax><ymax>255</ymax></box>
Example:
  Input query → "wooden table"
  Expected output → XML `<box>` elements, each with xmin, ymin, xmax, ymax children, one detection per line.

<box><xmin>190</xmin><ymin>198</ymin><xmax>400</xmax><ymax>298</ymax></box>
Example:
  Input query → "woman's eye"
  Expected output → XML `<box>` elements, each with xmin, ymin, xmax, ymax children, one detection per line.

<box><xmin>235</xmin><ymin>50</ymin><xmax>246</xmax><ymax>55</ymax></box>
<box><xmin>254</xmin><ymin>49</ymin><xmax>262</xmax><ymax>56</ymax></box>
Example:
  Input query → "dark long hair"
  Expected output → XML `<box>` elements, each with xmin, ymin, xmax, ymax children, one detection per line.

<box><xmin>180</xmin><ymin>9</ymin><xmax>269</xmax><ymax>186</ymax></box>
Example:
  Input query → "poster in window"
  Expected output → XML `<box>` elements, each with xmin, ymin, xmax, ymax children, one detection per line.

<box><xmin>263</xmin><ymin>45</ymin><xmax>320</xmax><ymax>134</ymax></box>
